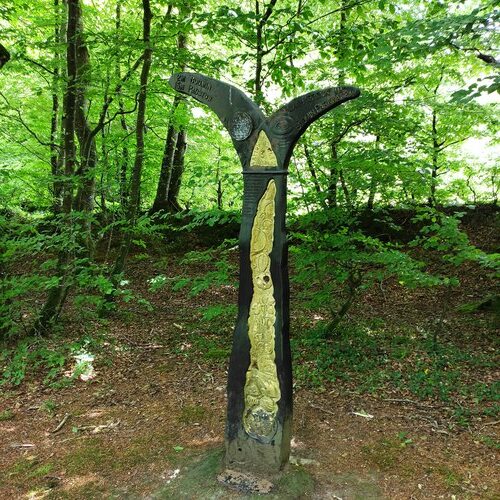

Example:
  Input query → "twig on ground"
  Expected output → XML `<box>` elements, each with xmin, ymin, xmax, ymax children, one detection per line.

<box><xmin>51</xmin><ymin>413</ymin><xmax>70</xmax><ymax>433</ymax></box>
<box><xmin>309</xmin><ymin>401</ymin><xmax>336</xmax><ymax>417</ymax></box>
<box><xmin>352</xmin><ymin>411</ymin><xmax>374</xmax><ymax>419</ymax></box>
<box><xmin>480</xmin><ymin>420</ymin><xmax>499</xmax><ymax>428</ymax></box>
<box><xmin>383</xmin><ymin>398</ymin><xmax>442</xmax><ymax>409</ymax></box>
<box><xmin>120</xmin><ymin>334</ymin><xmax>166</xmax><ymax>349</ymax></box>
<box><xmin>75</xmin><ymin>420</ymin><xmax>121</xmax><ymax>434</ymax></box>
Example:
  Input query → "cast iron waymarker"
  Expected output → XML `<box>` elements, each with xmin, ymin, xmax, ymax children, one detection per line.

<box><xmin>169</xmin><ymin>72</ymin><xmax>360</xmax><ymax>473</ymax></box>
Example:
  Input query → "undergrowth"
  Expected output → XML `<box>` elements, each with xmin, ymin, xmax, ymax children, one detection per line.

<box><xmin>0</xmin><ymin>334</ymin><xmax>105</xmax><ymax>387</ymax></box>
<box><xmin>292</xmin><ymin>319</ymin><xmax>499</xmax><ymax>422</ymax></box>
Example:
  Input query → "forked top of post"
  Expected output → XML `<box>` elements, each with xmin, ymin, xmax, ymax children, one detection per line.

<box><xmin>169</xmin><ymin>72</ymin><xmax>360</xmax><ymax>171</ymax></box>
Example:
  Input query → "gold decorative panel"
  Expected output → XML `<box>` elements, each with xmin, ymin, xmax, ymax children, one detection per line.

<box><xmin>250</xmin><ymin>131</ymin><xmax>278</xmax><ymax>168</ymax></box>
<box><xmin>243</xmin><ymin>179</ymin><xmax>280</xmax><ymax>439</ymax></box>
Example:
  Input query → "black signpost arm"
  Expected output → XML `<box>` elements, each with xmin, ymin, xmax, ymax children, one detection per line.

<box><xmin>169</xmin><ymin>72</ymin><xmax>360</xmax><ymax>474</ymax></box>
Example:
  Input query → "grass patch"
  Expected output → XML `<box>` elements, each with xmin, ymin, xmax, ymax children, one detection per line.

<box><xmin>436</xmin><ymin>465</ymin><xmax>463</xmax><ymax>491</ymax></box>
<box><xmin>179</xmin><ymin>404</ymin><xmax>206</xmax><ymax>424</ymax></box>
<box><xmin>3</xmin><ymin>457</ymin><xmax>54</xmax><ymax>487</ymax></box>
<box><xmin>64</xmin><ymin>441</ymin><xmax>110</xmax><ymax>474</ymax></box>
<box><xmin>157</xmin><ymin>448</ymin><xmax>315</xmax><ymax>499</ymax></box>
<box><xmin>479</xmin><ymin>435</ymin><xmax>500</xmax><ymax>450</ymax></box>
<box><xmin>0</xmin><ymin>408</ymin><xmax>14</xmax><ymax>420</ymax></box>
<box><xmin>362</xmin><ymin>438</ymin><xmax>402</xmax><ymax>471</ymax></box>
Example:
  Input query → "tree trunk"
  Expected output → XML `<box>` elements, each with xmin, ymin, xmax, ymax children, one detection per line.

<box><xmin>150</xmin><ymin>4</ymin><xmax>189</xmax><ymax>215</ymax></box>
<box><xmin>367</xmin><ymin>175</ymin><xmax>376</xmax><ymax>210</ymax></box>
<box><xmin>328</xmin><ymin>142</ymin><xmax>339</xmax><ymax>208</ymax></box>
<box><xmin>73</xmin><ymin>0</ymin><xmax>97</xmax><ymax>255</ymax></box>
<box><xmin>116</xmin><ymin>0</ymin><xmax>130</xmax><ymax>207</ymax></box>
<box><xmin>112</xmin><ymin>0</ymin><xmax>153</xmax><ymax>279</ymax></box>
<box><xmin>367</xmin><ymin>135</ymin><xmax>380</xmax><ymax>210</ymax></box>
<box><xmin>428</xmin><ymin>109</ymin><xmax>439</xmax><ymax>206</ymax></box>
<box><xmin>255</xmin><ymin>0</ymin><xmax>264</xmax><ymax>104</ymax></box>
<box><xmin>303</xmin><ymin>143</ymin><xmax>323</xmax><ymax>197</ymax></box>
<box><xmin>254</xmin><ymin>0</ymin><xmax>277</xmax><ymax>105</ymax></box>
<box><xmin>327</xmin><ymin>0</ymin><xmax>349</xmax><ymax>209</ymax></box>
<box><xmin>0</xmin><ymin>43</ymin><xmax>10</xmax><ymax>70</ymax></box>
<box><xmin>50</xmin><ymin>0</ymin><xmax>64</xmax><ymax>215</ymax></box>
<box><xmin>215</xmin><ymin>146</ymin><xmax>223</xmax><ymax>209</ymax></box>
<box><xmin>167</xmin><ymin>128</ymin><xmax>186</xmax><ymax>211</ymax></box>
<box><xmin>150</xmin><ymin>96</ymin><xmax>180</xmax><ymax>213</ymax></box>
<box><xmin>325</xmin><ymin>269</ymin><xmax>360</xmax><ymax>336</ymax></box>
<box><xmin>31</xmin><ymin>0</ymin><xmax>79</xmax><ymax>334</ymax></box>
<box><xmin>337</xmin><ymin>1</ymin><xmax>348</xmax><ymax>86</ymax></box>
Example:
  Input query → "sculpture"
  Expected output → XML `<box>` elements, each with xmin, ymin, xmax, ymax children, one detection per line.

<box><xmin>169</xmin><ymin>72</ymin><xmax>360</xmax><ymax>473</ymax></box>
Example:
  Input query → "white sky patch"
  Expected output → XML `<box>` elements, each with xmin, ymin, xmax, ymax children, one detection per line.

<box><xmin>191</xmin><ymin>107</ymin><xmax>208</xmax><ymax>119</ymax></box>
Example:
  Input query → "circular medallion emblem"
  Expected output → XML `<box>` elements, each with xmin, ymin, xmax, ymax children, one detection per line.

<box><xmin>229</xmin><ymin>112</ymin><xmax>253</xmax><ymax>141</ymax></box>
<box><xmin>270</xmin><ymin>113</ymin><xmax>294</xmax><ymax>135</ymax></box>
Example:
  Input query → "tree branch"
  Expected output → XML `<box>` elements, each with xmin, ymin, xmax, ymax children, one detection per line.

<box><xmin>449</xmin><ymin>41</ymin><xmax>499</xmax><ymax>66</ymax></box>
<box><xmin>0</xmin><ymin>91</ymin><xmax>55</xmax><ymax>148</ymax></box>
<box><xmin>262</xmin><ymin>0</ymin><xmax>370</xmax><ymax>56</ymax></box>
<box><xmin>438</xmin><ymin>136</ymin><xmax>470</xmax><ymax>152</ymax></box>
<box><xmin>90</xmin><ymin>53</ymin><xmax>145</xmax><ymax>139</ymax></box>
<box><xmin>333</xmin><ymin>118</ymin><xmax>366</xmax><ymax>144</ymax></box>
<box><xmin>259</xmin><ymin>0</ymin><xmax>278</xmax><ymax>27</ymax></box>
<box><xmin>21</xmin><ymin>56</ymin><xmax>56</xmax><ymax>75</ymax></box>
<box><xmin>0</xmin><ymin>43</ymin><xmax>11</xmax><ymax>70</ymax></box>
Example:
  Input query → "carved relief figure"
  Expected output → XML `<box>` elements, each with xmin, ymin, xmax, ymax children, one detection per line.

<box><xmin>243</xmin><ymin>179</ymin><xmax>280</xmax><ymax>439</ymax></box>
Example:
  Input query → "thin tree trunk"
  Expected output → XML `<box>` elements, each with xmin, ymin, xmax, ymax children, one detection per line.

<box><xmin>337</xmin><ymin>1</ymin><xmax>348</xmax><ymax>86</ymax></box>
<box><xmin>215</xmin><ymin>146</ymin><xmax>223</xmax><ymax>209</ymax></box>
<box><xmin>303</xmin><ymin>143</ymin><xmax>322</xmax><ymax>196</ymax></box>
<box><xmin>339</xmin><ymin>169</ymin><xmax>352</xmax><ymax>208</ymax></box>
<box><xmin>367</xmin><ymin>176</ymin><xmax>376</xmax><ymax>210</ymax></box>
<box><xmin>50</xmin><ymin>0</ymin><xmax>63</xmax><ymax>214</ymax></box>
<box><xmin>255</xmin><ymin>0</ymin><xmax>264</xmax><ymax>104</ymax></box>
<box><xmin>328</xmin><ymin>142</ymin><xmax>339</xmax><ymax>208</ymax></box>
<box><xmin>150</xmin><ymin>3</ymin><xmax>188</xmax><ymax>214</ymax></box>
<box><xmin>325</xmin><ymin>270</ymin><xmax>360</xmax><ymax>336</ymax></box>
<box><xmin>427</xmin><ymin>71</ymin><xmax>444</xmax><ymax>206</ymax></box>
<box><xmin>254</xmin><ymin>0</ymin><xmax>277</xmax><ymax>105</ymax></box>
<box><xmin>150</xmin><ymin>97</ymin><xmax>180</xmax><ymax>213</ymax></box>
<box><xmin>428</xmin><ymin>109</ymin><xmax>439</xmax><ymax>206</ymax></box>
<box><xmin>167</xmin><ymin>128</ymin><xmax>186</xmax><ymax>211</ymax></box>
<box><xmin>367</xmin><ymin>135</ymin><xmax>380</xmax><ymax>210</ymax></box>
<box><xmin>116</xmin><ymin>0</ymin><xmax>130</xmax><ymax>206</ymax></box>
<box><xmin>73</xmin><ymin>0</ymin><xmax>97</xmax><ymax>255</ymax></box>
<box><xmin>112</xmin><ymin>0</ymin><xmax>153</xmax><ymax>279</ymax></box>
<box><xmin>328</xmin><ymin>0</ymin><xmax>348</xmax><ymax>209</ymax></box>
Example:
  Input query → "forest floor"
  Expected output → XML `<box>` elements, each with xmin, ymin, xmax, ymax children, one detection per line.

<box><xmin>0</xmin><ymin>211</ymin><xmax>499</xmax><ymax>499</ymax></box>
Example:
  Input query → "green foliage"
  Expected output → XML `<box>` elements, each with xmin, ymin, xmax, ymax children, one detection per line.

<box><xmin>0</xmin><ymin>335</ymin><xmax>100</xmax><ymax>386</ymax></box>
<box><xmin>291</xmin><ymin>210</ymin><xmax>448</xmax><ymax>334</ymax></box>
<box><xmin>200</xmin><ymin>303</ymin><xmax>237</xmax><ymax>322</ymax></box>
<box><xmin>171</xmin><ymin>259</ymin><xmax>235</xmax><ymax>297</ymax></box>
<box><xmin>411</xmin><ymin>208</ymin><xmax>481</xmax><ymax>263</ymax></box>
<box><xmin>293</xmin><ymin>320</ymin><xmax>498</xmax><ymax>413</ymax></box>
<box><xmin>0</xmin><ymin>0</ymin><xmax>498</xmax><ymax>417</ymax></box>
<box><xmin>163</xmin><ymin>241</ymin><xmax>238</xmax><ymax>297</ymax></box>
<box><xmin>175</xmin><ymin>209</ymin><xmax>240</xmax><ymax>231</ymax></box>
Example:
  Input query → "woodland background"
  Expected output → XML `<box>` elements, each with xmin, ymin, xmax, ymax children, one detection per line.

<box><xmin>0</xmin><ymin>1</ymin><xmax>499</xmax><ymax>498</ymax></box>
